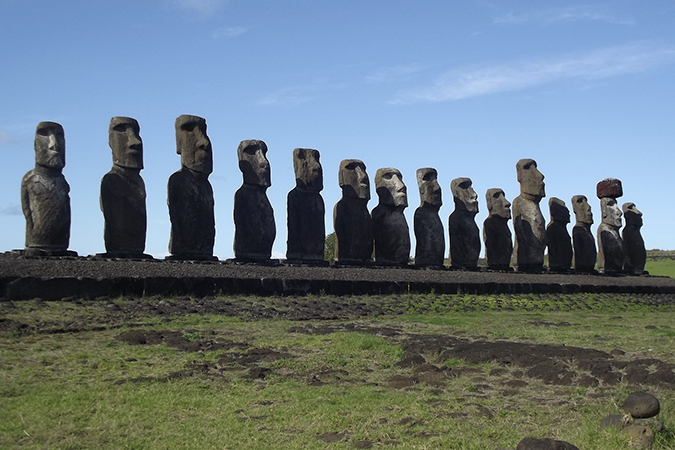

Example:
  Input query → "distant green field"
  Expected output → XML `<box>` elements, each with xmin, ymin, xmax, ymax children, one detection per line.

<box><xmin>645</xmin><ymin>258</ymin><xmax>675</xmax><ymax>278</ymax></box>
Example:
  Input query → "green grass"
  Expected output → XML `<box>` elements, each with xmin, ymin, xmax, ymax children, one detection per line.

<box><xmin>645</xmin><ymin>257</ymin><xmax>675</xmax><ymax>278</ymax></box>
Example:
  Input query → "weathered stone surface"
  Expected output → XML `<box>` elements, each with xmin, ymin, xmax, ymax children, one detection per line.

<box><xmin>571</xmin><ymin>195</ymin><xmax>596</xmax><ymax>273</ymax></box>
<box><xmin>600</xmin><ymin>414</ymin><xmax>630</xmax><ymax>430</ymax></box>
<box><xmin>372</xmin><ymin>168</ymin><xmax>410</xmax><ymax>265</ymax></box>
<box><xmin>448</xmin><ymin>177</ymin><xmax>480</xmax><ymax>270</ymax></box>
<box><xmin>597</xmin><ymin>197</ymin><xmax>624</xmax><ymax>273</ymax></box>
<box><xmin>21</xmin><ymin>121</ymin><xmax>76</xmax><ymax>257</ymax></box>
<box><xmin>100</xmin><ymin>116</ymin><xmax>149</xmax><ymax>258</ymax></box>
<box><xmin>334</xmin><ymin>159</ymin><xmax>373</xmax><ymax>263</ymax></box>
<box><xmin>483</xmin><ymin>188</ymin><xmax>512</xmax><ymax>270</ymax></box>
<box><xmin>622</xmin><ymin>392</ymin><xmax>660</xmax><ymax>418</ymax></box>
<box><xmin>621</xmin><ymin>425</ymin><xmax>654</xmax><ymax>449</ymax></box>
<box><xmin>167</xmin><ymin>115</ymin><xmax>215</xmax><ymax>260</ymax></box>
<box><xmin>234</xmin><ymin>140</ymin><xmax>275</xmax><ymax>262</ymax></box>
<box><xmin>512</xmin><ymin>159</ymin><xmax>546</xmax><ymax>272</ymax></box>
<box><xmin>596</xmin><ymin>177</ymin><xmax>623</xmax><ymax>199</ymax></box>
<box><xmin>546</xmin><ymin>197</ymin><xmax>572</xmax><ymax>272</ymax></box>
<box><xmin>622</xmin><ymin>202</ymin><xmax>647</xmax><ymax>275</ymax></box>
<box><xmin>286</xmin><ymin>148</ymin><xmax>325</xmax><ymax>262</ymax></box>
<box><xmin>414</xmin><ymin>168</ymin><xmax>444</xmax><ymax>267</ymax></box>
<box><xmin>516</xmin><ymin>437</ymin><xmax>579</xmax><ymax>450</ymax></box>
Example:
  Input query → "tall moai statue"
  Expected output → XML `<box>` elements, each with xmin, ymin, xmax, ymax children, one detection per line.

<box><xmin>546</xmin><ymin>197</ymin><xmax>572</xmax><ymax>272</ymax></box>
<box><xmin>167</xmin><ymin>115</ymin><xmax>216</xmax><ymax>260</ymax></box>
<box><xmin>233</xmin><ymin>140</ymin><xmax>276</xmax><ymax>262</ymax></box>
<box><xmin>596</xmin><ymin>178</ymin><xmax>625</xmax><ymax>273</ymax></box>
<box><xmin>286</xmin><ymin>148</ymin><xmax>325</xmax><ymax>263</ymax></box>
<box><xmin>571</xmin><ymin>195</ymin><xmax>597</xmax><ymax>273</ymax></box>
<box><xmin>100</xmin><ymin>116</ymin><xmax>150</xmax><ymax>259</ymax></box>
<box><xmin>448</xmin><ymin>177</ymin><xmax>480</xmax><ymax>270</ymax></box>
<box><xmin>512</xmin><ymin>158</ymin><xmax>546</xmax><ymax>272</ymax></box>
<box><xmin>622</xmin><ymin>202</ymin><xmax>647</xmax><ymax>275</ymax></box>
<box><xmin>483</xmin><ymin>188</ymin><xmax>513</xmax><ymax>271</ymax></box>
<box><xmin>414</xmin><ymin>168</ymin><xmax>445</xmax><ymax>267</ymax></box>
<box><xmin>333</xmin><ymin>159</ymin><xmax>373</xmax><ymax>263</ymax></box>
<box><xmin>21</xmin><ymin>121</ymin><xmax>77</xmax><ymax>256</ymax></box>
<box><xmin>372</xmin><ymin>167</ymin><xmax>410</xmax><ymax>265</ymax></box>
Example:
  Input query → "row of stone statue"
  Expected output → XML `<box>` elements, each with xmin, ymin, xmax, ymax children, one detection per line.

<box><xmin>20</xmin><ymin>116</ymin><xmax>646</xmax><ymax>274</ymax></box>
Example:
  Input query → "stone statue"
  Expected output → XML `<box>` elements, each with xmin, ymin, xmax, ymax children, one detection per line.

<box><xmin>234</xmin><ymin>139</ymin><xmax>276</xmax><ymax>262</ymax></box>
<box><xmin>286</xmin><ymin>148</ymin><xmax>325</xmax><ymax>263</ymax></box>
<box><xmin>372</xmin><ymin>167</ymin><xmax>410</xmax><ymax>265</ymax></box>
<box><xmin>571</xmin><ymin>195</ymin><xmax>597</xmax><ymax>273</ymax></box>
<box><xmin>596</xmin><ymin>178</ymin><xmax>625</xmax><ymax>273</ymax></box>
<box><xmin>333</xmin><ymin>159</ymin><xmax>373</xmax><ymax>263</ymax></box>
<box><xmin>546</xmin><ymin>197</ymin><xmax>572</xmax><ymax>272</ymax></box>
<box><xmin>512</xmin><ymin>158</ymin><xmax>546</xmax><ymax>272</ymax></box>
<box><xmin>414</xmin><ymin>168</ymin><xmax>445</xmax><ymax>267</ymax></box>
<box><xmin>167</xmin><ymin>115</ymin><xmax>216</xmax><ymax>260</ymax></box>
<box><xmin>483</xmin><ymin>188</ymin><xmax>512</xmax><ymax>271</ymax></box>
<box><xmin>622</xmin><ymin>202</ymin><xmax>647</xmax><ymax>275</ymax></box>
<box><xmin>21</xmin><ymin>121</ymin><xmax>76</xmax><ymax>256</ymax></box>
<box><xmin>448</xmin><ymin>177</ymin><xmax>480</xmax><ymax>270</ymax></box>
<box><xmin>100</xmin><ymin>116</ymin><xmax>150</xmax><ymax>258</ymax></box>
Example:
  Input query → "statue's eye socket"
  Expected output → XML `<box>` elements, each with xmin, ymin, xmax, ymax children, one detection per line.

<box><xmin>181</xmin><ymin>123</ymin><xmax>197</xmax><ymax>132</ymax></box>
<box><xmin>422</xmin><ymin>172</ymin><xmax>435</xmax><ymax>181</ymax></box>
<box><xmin>113</xmin><ymin>124</ymin><xmax>129</xmax><ymax>133</ymax></box>
<box><xmin>493</xmin><ymin>192</ymin><xmax>501</xmax><ymax>199</ymax></box>
<box><xmin>37</xmin><ymin>128</ymin><xmax>50</xmax><ymax>137</ymax></box>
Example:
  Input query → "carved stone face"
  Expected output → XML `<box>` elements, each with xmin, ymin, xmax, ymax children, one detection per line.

<box><xmin>293</xmin><ymin>148</ymin><xmax>322</xmax><ymax>192</ymax></box>
<box><xmin>622</xmin><ymin>202</ymin><xmax>643</xmax><ymax>226</ymax></box>
<box><xmin>516</xmin><ymin>158</ymin><xmax>545</xmax><ymax>198</ymax></box>
<box><xmin>572</xmin><ymin>195</ymin><xmax>593</xmax><ymax>225</ymax></box>
<box><xmin>175</xmin><ymin>115</ymin><xmax>212</xmax><ymax>175</ymax></box>
<box><xmin>549</xmin><ymin>197</ymin><xmax>570</xmax><ymax>224</ymax></box>
<box><xmin>375</xmin><ymin>168</ymin><xmax>407</xmax><ymax>207</ymax></box>
<box><xmin>238</xmin><ymin>140</ymin><xmax>271</xmax><ymax>187</ymax></box>
<box><xmin>339</xmin><ymin>159</ymin><xmax>370</xmax><ymax>200</ymax></box>
<box><xmin>416</xmin><ymin>168</ymin><xmax>442</xmax><ymax>207</ymax></box>
<box><xmin>109</xmin><ymin>116</ymin><xmax>143</xmax><ymax>170</ymax></box>
<box><xmin>451</xmin><ymin>177</ymin><xmax>478</xmax><ymax>213</ymax></box>
<box><xmin>486</xmin><ymin>188</ymin><xmax>511</xmax><ymax>219</ymax></box>
<box><xmin>34</xmin><ymin>121</ymin><xmax>65</xmax><ymax>169</ymax></box>
<box><xmin>601</xmin><ymin>197</ymin><xmax>622</xmax><ymax>228</ymax></box>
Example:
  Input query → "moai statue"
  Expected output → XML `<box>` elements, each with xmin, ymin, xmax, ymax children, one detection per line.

<box><xmin>483</xmin><ymin>188</ymin><xmax>513</xmax><ymax>271</ymax></box>
<box><xmin>333</xmin><ymin>159</ymin><xmax>373</xmax><ymax>263</ymax></box>
<box><xmin>233</xmin><ymin>139</ymin><xmax>276</xmax><ymax>262</ymax></box>
<box><xmin>167</xmin><ymin>115</ymin><xmax>216</xmax><ymax>260</ymax></box>
<box><xmin>100</xmin><ymin>117</ymin><xmax>150</xmax><ymax>258</ymax></box>
<box><xmin>414</xmin><ymin>168</ymin><xmax>445</xmax><ymax>267</ymax></box>
<box><xmin>512</xmin><ymin>158</ymin><xmax>546</xmax><ymax>272</ymax></box>
<box><xmin>596</xmin><ymin>178</ymin><xmax>625</xmax><ymax>273</ymax></box>
<box><xmin>622</xmin><ymin>202</ymin><xmax>647</xmax><ymax>275</ymax></box>
<box><xmin>546</xmin><ymin>197</ymin><xmax>572</xmax><ymax>272</ymax></box>
<box><xmin>448</xmin><ymin>177</ymin><xmax>480</xmax><ymax>270</ymax></box>
<box><xmin>571</xmin><ymin>195</ymin><xmax>597</xmax><ymax>273</ymax></box>
<box><xmin>286</xmin><ymin>148</ymin><xmax>325</xmax><ymax>263</ymax></box>
<box><xmin>372</xmin><ymin>168</ymin><xmax>410</xmax><ymax>265</ymax></box>
<box><xmin>21</xmin><ymin>121</ymin><xmax>77</xmax><ymax>256</ymax></box>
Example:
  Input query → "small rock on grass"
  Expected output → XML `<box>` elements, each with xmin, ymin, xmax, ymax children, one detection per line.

<box><xmin>621</xmin><ymin>425</ymin><xmax>654</xmax><ymax>449</ymax></box>
<box><xmin>516</xmin><ymin>437</ymin><xmax>579</xmax><ymax>450</ymax></box>
<box><xmin>622</xmin><ymin>392</ymin><xmax>660</xmax><ymax>418</ymax></box>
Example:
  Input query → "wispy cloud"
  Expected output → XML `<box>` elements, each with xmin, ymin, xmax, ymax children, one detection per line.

<box><xmin>173</xmin><ymin>0</ymin><xmax>228</xmax><ymax>16</ymax></box>
<box><xmin>211</xmin><ymin>26</ymin><xmax>247</xmax><ymax>39</ymax></box>
<box><xmin>0</xmin><ymin>204</ymin><xmax>22</xmax><ymax>216</ymax></box>
<box><xmin>365</xmin><ymin>63</ymin><xmax>428</xmax><ymax>84</ymax></box>
<box><xmin>494</xmin><ymin>5</ymin><xmax>634</xmax><ymax>26</ymax></box>
<box><xmin>391</xmin><ymin>43</ymin><xmax>675</xmax><ymax>104</ymax></box>
<box><xmin>0</xmin><ymin>129</ymin><xmax>19</xmax><ymax>147</ymax></box>
<box><xmin>257</xmin><ymin>80</ymin><xmax>348</xmax><ymax>107</ymax></box>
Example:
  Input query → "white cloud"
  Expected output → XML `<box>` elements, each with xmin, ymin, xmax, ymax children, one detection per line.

<box><xmin>494</xmin><ymin>5</ymin><xmax>634</xmax><ymax>25</ymax></box>
<box><xmin>365</xmin><ymin>63</ymin><xmax>428</xmax><ymax>84</ymax></box>
<box><xmin>0</xmin><ymin>204</ymin><xmax>22</xmax><ymax>216</ymax></box>
<box><xmin>173</xmin><ymin>0</ymin><xmax>228</xmax><ymax>16</ymax></box>
<box><xmin>391</xmin><ymin>43</ymin><xmax>675</xmax><ymax>104</ymax></box>
<box><xmin>257</xmin><ymin>79</ymin><xmax>348</xmax><ymax>107</ymax></box>
<box><xmin>212</xmin><ymin>26</ymin><xmax>247</xmax><ymax>39</ymax></box>
<box><xmin>0</xmin><ymin>129</ymin><xmax>18</xmax><ymax>147</ymax></box>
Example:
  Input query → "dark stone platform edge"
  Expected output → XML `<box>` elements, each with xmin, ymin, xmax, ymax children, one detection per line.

<box><xmin>2</xmin><ymin>276</ymin><xmax>674</xmax><ymax>300</ymax></box>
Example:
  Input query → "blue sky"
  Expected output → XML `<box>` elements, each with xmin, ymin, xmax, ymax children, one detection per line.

<box><xmin>1</xmin><ymin>0</ymin><xmax>674</xmax><ymax>259</ymax></box>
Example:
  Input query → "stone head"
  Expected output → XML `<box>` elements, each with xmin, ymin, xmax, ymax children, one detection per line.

<box><xmin>175</xmin><ymin>115</ymin><xmax>212</xmax><ymax>175</ymax></box>
<box><xmin>109</xmin><ymin>116</ymin><xmax>143</xmax><ymax>170</ymax></box>
<box><xmin>338</xmin><ymin>159</ymin><xmax>370</xmax><ymax>200</ymax></box>
<box><xmin>416</xmin><ymin>168</ymin><xmax>442</xmax><ymax>208</ymax></box>
<box><xmin>292</xmin><ymin>148</ymin><xmax>322</xmax><ymax>192</ymax></box>
<box><xmin>451</xmin><ymin>177</ymin><xmax>478</xmax><ymax>214</ymax></box>
<box><xmin>516</xmin><ymin>158</ymin><xmax>545</xmax><ymax>199</ymax></box>
<box><xmin>600</xmin><ymin>197</ymin><xmax>622</xmax><ymax>228</ymax></box>
<box><xmin>548</xmin><ymin>197</ymin><xmax>570</xmax><ymax>224</ymax></box>
<box><xmin>34</xmin><ymin>121</ymin><xmax>65</xmax><ymax>170</ymax></box>
<box><xmin>572</xmin><ymin>195</ymin><xmax>593</xmax><ymax>225</ymax></box>
<box><xmin>375</xmin><ymin>167</ymin><xmax>407</xmax><ymax>208</ymax></box>
<box><xmin>485</xmin><ymin>188</ymin><xmax>511</xmax><ymax>219</ymax></box>
<box><xmin>238</xmin><ymin>140</ymin><xmax>271</xmax><ymax>187</ymax></box>
<box><xmin>622</xmin><ymin>202</ymin><xmax>643</xmax><ymax>226</ymax></box>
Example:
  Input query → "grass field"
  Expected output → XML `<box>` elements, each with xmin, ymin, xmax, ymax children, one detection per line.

<box><xmin>1</xmin><ymin>293</ymin><xmax>674</xmax><ymax>449</ymax></box>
